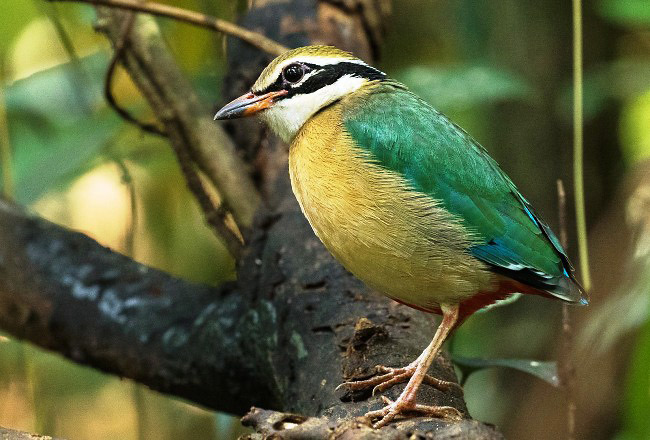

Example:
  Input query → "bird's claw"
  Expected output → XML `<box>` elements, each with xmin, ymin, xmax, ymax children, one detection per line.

<box><xmin>337</xmin><ymin>364</ymin><xmax>460</xmax><ymax>396</ymax></box>
<box><xmin>365</xmin><ymin>396</ymin><xmax>463</xmax><ymax>429</ymax></box>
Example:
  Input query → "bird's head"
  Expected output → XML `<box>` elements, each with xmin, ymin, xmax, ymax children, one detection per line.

<box><xmin>214</xmin><ymin>45</ymin><xmax>386</xmax><ymax>142</ymax></box>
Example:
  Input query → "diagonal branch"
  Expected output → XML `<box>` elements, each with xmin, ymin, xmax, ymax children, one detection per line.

<box><xmin>97</xmin><ymin>6</ymin><xmax>244</xmax><ymax>256</ymax></box>
<box><xmin>0</xmin><ymin>193</ymin><xmax>502</xmax><ymax>438</ymax></box>
<box><xmin>47</xmin><ymin>0</ymin><xmax>289</xmax><ymax>56</ymax></box>
<box><xmin>93</xmin><ymin>7</ymin><xmax>261</xmax><ymax>238</ymax></box>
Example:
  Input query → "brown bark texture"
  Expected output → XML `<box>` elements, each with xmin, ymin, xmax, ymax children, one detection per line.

<box><xmin>0</xmin><ymin>426</ymin><xmax>61</xmax><ymax>440</ymax></box>
<box><xmin>0</xmin><ymin>0</ymin><xmax>506</xmax><ymax>438</ymax></box>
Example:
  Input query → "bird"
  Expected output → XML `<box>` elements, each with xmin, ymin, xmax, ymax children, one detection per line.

<box><xmin>214</xmin><ymin>45</ymin><xmax>588</xmax><ymax>428</ymax></box>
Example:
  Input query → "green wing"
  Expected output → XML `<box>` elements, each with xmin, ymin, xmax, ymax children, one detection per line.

<box><xmin>343</xmin><ymin>82</ymin><xmax>585</xmax><ymax>303</ymax></box>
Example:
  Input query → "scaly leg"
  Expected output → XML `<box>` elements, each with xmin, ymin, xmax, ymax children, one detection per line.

<box><xmin>362</xmin><ymin>304</ymin><xmax>462</xmax><ymax>428</ymax></box>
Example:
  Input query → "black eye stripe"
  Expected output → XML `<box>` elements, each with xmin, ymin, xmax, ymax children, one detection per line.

<box><xmin>286</xmin><ymin>62</ymin><xmax>385</xmax><ymax>98</ymax></box>
<box><xmin>255</xmin><ymin>61</ymin><xmax>386</xmax><ymax>97</ymax></box>
<box><xmin>259</xmin><ymin>73</ymin><xmax>285</xmax><ymax>94</ymax></box>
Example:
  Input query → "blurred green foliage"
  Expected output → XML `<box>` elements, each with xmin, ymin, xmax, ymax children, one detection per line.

<box><xmin>620</xmin><ymin>319</ymin><xmax>650</xmax><ymax>440</ymax></box>
<box><xmin>599</xmin><ymin>0</ymin><xmax>650</xmax><ymax>26</ymax></box>
<box><xmin>453</xmin><ymin>355</ymin><xmax>560</xmax><ymax>387</ymax></box>
<box><xmin>0</xmin><ymin>0</ymin><xmax>649</xmax><ymax>439</ymax></box>
<box><xmin>397</xmin><ymin>64</ymin><xmax>532</xmax><ymax>111</ymax></box>
<box><xmin>5</xmin><ymin>53</ymin><xmax>118</xmax><ymax>203</ymax></box>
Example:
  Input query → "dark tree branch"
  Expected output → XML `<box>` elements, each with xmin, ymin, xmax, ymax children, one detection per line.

<box><xmin>557</xmin><ymin>179</ymin><xmax>577</xmax><ymax>440</ymax></box>
<box><xmin>241</xmin><ymin>407</ymin><xmax>502</xmax><ymax>440</ymax></box>
<box><xmin>0</xmin><ymin>193</ymin><xmax>502</xmax><ymax>438</ymax></box>
<box><xmin>0</xmin><ymin>199</ymin><xmax>244</xmax><ymax>411</ymax></box>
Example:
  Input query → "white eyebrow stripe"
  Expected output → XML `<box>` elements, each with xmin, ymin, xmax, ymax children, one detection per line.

<box><xmin>283</xmin><ymin>58</ymin><xmax>386</xmax><ymax>78</ymax></box>
<box><xmin>274</xmin><ymin>57</ymin><xmax>370</xmax><ymax>78</ymax></box>
<box><xmin>295</xmin><ymin>56</ymin><xmax>368</xmax><ymax>66</ymax></box>
<box><xmin>291</xmin><ymin>70</ymin><xmax>318</xmax><ymax>87</ymax></box>
<box><xmin>255</xmin><ymin>56</ymin><xmax>385</xmax><ymax>93</ymax></box>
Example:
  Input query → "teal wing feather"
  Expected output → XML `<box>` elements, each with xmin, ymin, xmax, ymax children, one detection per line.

<box><xmin>343</xmin><ymin>82</ymin><xmax>586</xmax><ymax>303</ymax></box>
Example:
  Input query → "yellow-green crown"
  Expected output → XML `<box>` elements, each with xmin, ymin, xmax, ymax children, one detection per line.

<box><xmin>252</xmin><ymin>45</ymin><xmax>360</xmax><ymax>93</ymax></box>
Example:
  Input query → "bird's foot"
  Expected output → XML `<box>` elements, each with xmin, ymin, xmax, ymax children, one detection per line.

<box><xmin>366</xmin><ymin>396</ymin><xmax>463</xmax><ymax>429</ymax></box>
<box><xmin>337</xmin><ymin>362</ymin><xmax>460</xmax><ymax>396</ymax></box>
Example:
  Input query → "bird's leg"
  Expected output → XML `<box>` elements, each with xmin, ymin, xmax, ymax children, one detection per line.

<box><xmin>363</xmin><ymin>304</ymin><xmax>463</xmax><ymax>429</ymax></box>
<box><xmin>337</xmin><ymin>306</ymin><xmax>461</xmax><ymax>396</ymax></box>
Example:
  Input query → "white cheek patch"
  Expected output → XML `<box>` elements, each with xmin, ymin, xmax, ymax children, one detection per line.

<box><xmin>260</xmin><ymin>74</ymin><xmax>368</xmax><ymax>142</ymax></box>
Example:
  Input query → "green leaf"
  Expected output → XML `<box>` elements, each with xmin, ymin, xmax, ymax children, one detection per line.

<box><xmin>452</xmin><ymin>355</ymin><xmax>560</xmax><ymax>387</ymax></box>
<box><xmin>10</xmin><ymin>109</ymin><xmax>121</xmax><ymax>203</ymax></box>
<box><xmin>558</xmin><ymin>59</ymin><xmax>650</xmax><ymax>122</ymax></box>
<box><xmin>4</xmin><ymin>51</ymin><xmax>107</xmax><ymax>122</ymax></box>
<box><xmin>0</xmin><ymin>1</ymin><xmax>40</xmax><ymax>54</ymax></box>
<box><xmin>619</xmin><ymin>319</ymin><xmax>650</xmax><ymax>439</ymax></box>
<box><xmin>579</xmin><ymin>195</ymin><xmax>650</xmax><ymax>352</ymax></box>
<box><xmin>599</xmin><ymin>0</ymin><xmax>650</xmax><ymax>26</ymax></box>
<box><xmin>1</xmin><ymin>51</ymin><xmax>122</xmax><ymax>203</ymax></box>
<box><xmin>396</xmin><ymin>64</ymin><xmax>533</xmax><ymax>112</ymax></box>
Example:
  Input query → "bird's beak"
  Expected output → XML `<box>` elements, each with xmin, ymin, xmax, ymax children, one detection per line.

<box><xmin>214</xmin><ymin>90</ymin><xmax>288</xmax><ymax>120</ymax></box>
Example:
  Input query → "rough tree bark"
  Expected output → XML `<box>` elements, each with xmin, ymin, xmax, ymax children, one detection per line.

<box><xmin>0</xmin><ymin>1</ymin><xmax>505</xmax><ymax>438</ymax></box>
<box><xmin>0</xmin><ymin>426</ymin><xmax>60</xmax><ymax>440</ymax></box>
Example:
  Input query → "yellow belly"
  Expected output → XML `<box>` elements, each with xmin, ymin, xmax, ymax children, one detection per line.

<box><xmin>288</xmin><ymin>102</ymin><xmax>494</xmax><ymax>310</ymax></box>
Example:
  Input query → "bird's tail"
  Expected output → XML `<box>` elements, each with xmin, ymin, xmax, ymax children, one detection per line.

<box><xmin>547</xmin><ymin>274</ymin><xmax>589</xmax><ymax>305</ymax></box>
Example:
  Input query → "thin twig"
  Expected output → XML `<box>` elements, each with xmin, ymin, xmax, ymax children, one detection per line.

<box><xmin>95</xmin><ymin>8</ymin><xmax>261</xmax><ymax>230</ymax></box>
<box><xmin>110</xmin><ymin>14</ymin><xmax>245</xmax><ymax>256</ymax></box>
<box><xmin>557</xmin><ymin>179</ymin><xmax>577</xmax><ymax>440</ymax></box>
<box><xmin>105</xmin><ymin>11</ymin><xmax>165</xmax><ymax>136</ymax></box>
<box><xmin>92</xmin><ymin>8</ymin><xmax>258</xmax><ymax>254</ymax></box>
<box><xmin>572</xmin><ymin>0</ymin><xmax>591</xmax><ymax>291</ymax></box>
<box><xmin>0</xmin><ymin>59</ymin><xmax>14</xmax><ymax>200</ymax></box>
<box><xmin>36</xmin><ymin>0</ymin><xmax>95</xmax><ymax>113</ymax></box>
<box><xmin>48</xmin><ymin>0</ymin><xmax>289</xmax><ymax>56</ymax></box>
<box><xmin>113</xmin><ymin>157</ymin><xmax>138</xmax><ymax>256</ymax></box>
<box><xmin>166</xmin><ymin>121</ymin><xmax>243</xmax><ymax>258</ymax></box>
<box><xmin>106</xmin><ymin>26</ymin><xmax>244</xmax><ymax>255</ymax></box>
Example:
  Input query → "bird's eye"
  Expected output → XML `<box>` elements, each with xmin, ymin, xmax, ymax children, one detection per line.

<box><xmin>282</xmin><ymin>63</ymin><xmax>304</xmax><ymax>83</ymax></box>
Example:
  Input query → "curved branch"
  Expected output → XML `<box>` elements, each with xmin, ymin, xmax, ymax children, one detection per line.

<box><xmin>104</xmin><ymin>11</ymin><xmax>165</xmax><ymax>137</ymax></box>
<box><xmin>94</xmin><ymin>7</ymin><xmax>261</xmax><ymax>230</ymax></box>
<box><xmin>96</xmin><ymin>6</ymin><xmax>245</xmax><ymax>254</ymax></box>
<box><xmin>0</xmin><ymin>199</ymin><xmax>270</xmax><ymax>413</ymax></box>
<box><xmin>0</xmin><ymin>191</ymin><xmax>502</xmax><ymax>438</ymax></box>
<box><xmin>48</xmin><ymin>0</ymin><xmax>289</xmax><ymax>56</ymax></box>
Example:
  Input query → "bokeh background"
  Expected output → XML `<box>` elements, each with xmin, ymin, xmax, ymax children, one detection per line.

<box><xmin>1</xmin><ymin>0</ymin><xmax>649</xmax><ymax>438</ymax></box>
